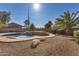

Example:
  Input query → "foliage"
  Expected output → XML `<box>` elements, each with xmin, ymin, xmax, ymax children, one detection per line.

<box><xmin>29</xmin><ymin>23</ymin><xmax>35</xmax><ymax>30</ymax></box>
<box><xmin>44</xmin><ymin>21</ymin><xmax>53</xmax><ymax>32</ymax></box>
<box><xmin>74</xmin><ymin>30</ymin><xmax>79</xmax><ymax>44</ymax></box>
<box><xmin>0</xmin><ymin>11</ymin><xmax>11</xmax><ymax>28</ymax></box>
<box><xmin>55</xmin><ymin>11</ymin><xmax>79</xmax><ymax>35</ymax></box>
<box><xmin>0</xmin><ymin>11</ymin><xmax>11</xmax><ymax>24</ymax></box>
<box><xmin>24</xmin><ymin>19</ymin><xmax>30</xmax><ymax>27</ymax></box>
<box><xmin>0</xmin><ymin>21</ymin><xmax>6</xmax><ymax>28</ymax></box>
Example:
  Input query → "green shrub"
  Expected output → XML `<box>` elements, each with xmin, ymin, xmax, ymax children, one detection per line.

<box><xmin>74</xmin><ymin>30</ymin><xmax>79</xmax><ymax>44</ymax></box>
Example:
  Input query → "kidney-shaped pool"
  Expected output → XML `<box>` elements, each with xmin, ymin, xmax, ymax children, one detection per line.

<box><xmin>0</xmin><ymin>32</ymin><xmax>55</xmax><ymax>42</ymax></box>
<box><xmin>2</xmin><ymin>33</ymin><xmax>34</xmax><ymax>39</ymax></box>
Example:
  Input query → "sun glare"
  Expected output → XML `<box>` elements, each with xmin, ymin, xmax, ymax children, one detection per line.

<box><xmin>33</xmin><ymin>3</ymin><xmax>40</xmax><ymax>10</ymax></box>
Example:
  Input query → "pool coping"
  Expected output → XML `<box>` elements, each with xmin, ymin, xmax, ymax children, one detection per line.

<box><xmin>0</xmin><ymin>32</ymin><xmax>55</xmax><ymax>43</ymax></box>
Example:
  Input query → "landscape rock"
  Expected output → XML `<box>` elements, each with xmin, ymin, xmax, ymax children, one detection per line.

<box><xmin>31</xmin><ymin>39</ymin><xmax>40</xmax><ymax>49</ymax></box>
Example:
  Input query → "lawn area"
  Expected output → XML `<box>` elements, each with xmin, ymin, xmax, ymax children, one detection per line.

<box><xmin>0</xmin><ymin>35</ymin><xmax>79</xmax><ymax>56</ymax></box>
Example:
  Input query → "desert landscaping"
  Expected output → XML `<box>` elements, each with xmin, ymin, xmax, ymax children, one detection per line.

<box><xmin>0</xmin><ymin>3</ymin><xmax>79</xmax><ymax>56</ymax></box>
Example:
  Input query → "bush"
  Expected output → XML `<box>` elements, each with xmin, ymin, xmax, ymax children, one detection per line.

<box><xmin>74</xmin><ymin>30</ymin><xmax>79</xmax><ymax>44</ymax></box>
<box><xmin>32</xmin><ymin>31</ymin><xmax>49</xmax><ymax>36</ymax></box>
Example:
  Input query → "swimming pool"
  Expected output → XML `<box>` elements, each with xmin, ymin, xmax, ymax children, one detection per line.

<box><xmin>2</xmin><ymin>33</ymin><xmax>34</xmax><ymax>39</ymax></box>
<box><xmin>0</xmin><ymin>32</ymin><xmax>55</xmax><ymax>42</ymax></box>
<box><xmin>14</xmin><ymin>34</ymin><xmax>33</xmax><ymax>38</ymax></box>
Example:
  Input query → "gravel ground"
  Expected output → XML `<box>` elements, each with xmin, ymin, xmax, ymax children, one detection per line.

<box><xmin>0</xmin><ymin>35</ymin><xmax>79</xmax><ymax>56</ymax></box>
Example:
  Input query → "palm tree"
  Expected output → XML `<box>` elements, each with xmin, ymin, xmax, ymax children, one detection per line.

<box><xmin>55</xmin><ymin>11</ymin><xmax>79</xmax><ymax>35</ymax></box>
<box><xmin>24</xmin><ymin>19</ymin><xmax>30</xmax><ymax>29</ymax></box>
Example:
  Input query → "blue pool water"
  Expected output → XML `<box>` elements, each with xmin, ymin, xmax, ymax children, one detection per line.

<box><xmin>15</xmin><ymin>34</ymin><xmax>33</xmax><ymax>38</ymax></box>
<box><xmin>3</xmin><ymin>34</ymin><xmax>34</xmax><ymax>39</ymax></box>
<box><xmin>14</xmin><ymin>34</ymin><xmax>33</xmax><ymax>38</ymax></box>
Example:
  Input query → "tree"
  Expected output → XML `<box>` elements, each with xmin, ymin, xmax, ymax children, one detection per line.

<box><xmin>0</xmin><ymin>11</ymin><xmax>11</xmax><ymax>24</ymax></box>
<box><xmin>55</xmin><ymin>11</ymin><xmax>79</xmax><ymax>35</ymax></box>
<box><xmin>0</xmin><ymin>11</ymin><xmax>11</xmax><ymax>28</ymax></box>
<box><xmin>48</xmin><ymin>21</ymin><xmax>53</xmax><ymax>25</ymax></box>
<box><xmin>24</xmin><ymin>19</ymin><xmax>30</xmax><ymax>29</ymax></box>
<box><xmin>45</xmin><ymin>21</ymin><xmax>53</xmax><ymax>31</ymax></box>
<box><xmin>29</xmin><ymin>23</ymin><xmax>35</xmax><ymax>30</ymax></box>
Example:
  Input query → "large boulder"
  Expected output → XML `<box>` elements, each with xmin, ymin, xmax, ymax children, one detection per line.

<box><xmin>31</xmin><ymin>39</ymin><xmax>40</xmax><ymax>49</ymax></box>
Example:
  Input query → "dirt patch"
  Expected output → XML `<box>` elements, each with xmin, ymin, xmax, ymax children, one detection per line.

<box><xmin>0</xmin><ymin>35</ymin><xmax>78</xmax><ymax>56</ymax></box>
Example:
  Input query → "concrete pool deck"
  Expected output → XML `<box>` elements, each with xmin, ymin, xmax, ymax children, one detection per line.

<box><xmin>0</xmin><ymin>32</ymin><xmax>55</xmax><ymax>42</ymax></box>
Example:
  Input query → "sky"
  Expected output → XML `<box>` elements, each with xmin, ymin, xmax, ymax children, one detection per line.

<box><xmin>0</xmin><ymin>3</ymin><xmax>79</xmax><ymax>27</ymax></box>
